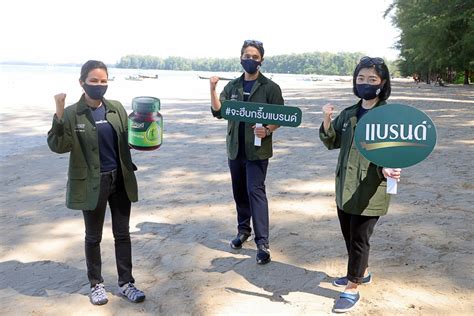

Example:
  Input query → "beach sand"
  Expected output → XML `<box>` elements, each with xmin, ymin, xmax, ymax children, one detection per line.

<box><xmin>0</xmin><ymin>80</ymin><xmax>473</xmax><ymax>315</ymax></box>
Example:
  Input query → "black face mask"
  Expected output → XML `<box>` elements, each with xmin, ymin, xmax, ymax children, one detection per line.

<box><xmin>356</xmin><ymin>83</ymin><xmax>383</xmax><ymax>100</ymax></box>
<box><xmin>241</xmin><ymin>59</ymin><xmax>261</xmax><ymax>74</ymax></box>
<box><xmin>83</xmin><ymin>83</ymin><xmax>108</xmax><ymax>100</ymax></box>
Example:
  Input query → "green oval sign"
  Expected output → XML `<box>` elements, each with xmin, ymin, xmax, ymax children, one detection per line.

<box><xmin>354</xmin><ymin>103</ymin><xmax>437</xmax><ymax>168</ymax></box>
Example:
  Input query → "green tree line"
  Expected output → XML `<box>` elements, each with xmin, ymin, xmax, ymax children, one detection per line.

<box><xmin>386</xmin><ymin>0</ymin><xmax>473</xmax><ymax>84</ymax></box>
<box><xmin>115</xmin><ymin>52</ymin><xmax>399</xmax><ymax>76</ymax></box>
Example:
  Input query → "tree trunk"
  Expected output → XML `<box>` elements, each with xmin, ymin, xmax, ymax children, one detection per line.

<box><xmin>426</xmin><ymin>71</ymin><xmax>431</xmax><ymax>84</ymax></box>
<box><xmin>464</xmin><ymin>69</ymin><xmax>470</xmax><ymax>85</ymax></box>
<box><xmin>447</xmin><ymin>67</ymin><xmax>454</xmax><ymax>83</ymax></box>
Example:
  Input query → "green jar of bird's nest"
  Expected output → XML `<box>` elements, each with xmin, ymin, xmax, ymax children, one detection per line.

<box><xmin>128</xmin><ymin>96</ymin><xmax>163</xmax><ymax>151</ymax></box>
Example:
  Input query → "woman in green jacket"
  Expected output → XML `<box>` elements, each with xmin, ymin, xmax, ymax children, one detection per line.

<box><xmin>319</xmin><ymin>57</ymin><xmax>401</xmax><ymax>313</ymax></box>
<box><xmin>47</xmin><ymin>60</ymin><xmax>145</xmax><ymax>305</ymax></box>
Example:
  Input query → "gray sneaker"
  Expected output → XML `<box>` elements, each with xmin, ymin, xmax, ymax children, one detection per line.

<box><xmin>90</xmin><ymin>283</ymin><xmax>108</xmax><ymax>305</ymax></box>
<box><xmin>119</xmin><ymin>282</ymin><xmax>146</xmax><ymax>303</ymax></box>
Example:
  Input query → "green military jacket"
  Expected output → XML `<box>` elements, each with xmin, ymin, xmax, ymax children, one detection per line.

<box><xmin>212</xmin><ymin>72</ymin><xmax>284</xmax><ymax>160</ymax></box>
<box><xmin>319</xmin><ymin>100</ymin><xmax>390</xmax><ymax>216</ymax></box>
<box><xmin>47</xmin><ymin>95</ymin><xmax>138</xmax><ymax>210</ymax></box>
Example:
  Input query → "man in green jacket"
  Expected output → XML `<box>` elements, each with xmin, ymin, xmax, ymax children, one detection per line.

<box><xmin>209</xmin><ymin>40</ymin><xmax>284</xmax><ymax>264</ymax></box>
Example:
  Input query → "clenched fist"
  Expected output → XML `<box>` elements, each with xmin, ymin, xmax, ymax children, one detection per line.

<box><xmin>209</xmin><ymin>76</ymin><xmax>220</xmax><ymax>91</ymax></box>
<box><xmin>322</xmin><ymin>103</ymin><xmax>335</xmax><ymax>120</ymax></box>
<box><xmin>322</xmin><ymin>103</ymin><xmax>336</xmax><ymax>132</ymax></box>
<box><xmin>54</xmin><ymin>93</ymin><xmax>66</xmax><ymax>119</ymax></box>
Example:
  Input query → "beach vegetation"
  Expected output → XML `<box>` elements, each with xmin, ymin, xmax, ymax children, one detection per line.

<box><xmin>386</xmin><ymin>0</ymin><xmax>474</xmax><ymax>84</ymax></box>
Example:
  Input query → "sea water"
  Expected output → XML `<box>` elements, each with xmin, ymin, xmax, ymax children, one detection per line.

<box><xmin>0</xmin><ymin>64</ymin><xmax>346</xmax><ymax>158</ymax></box>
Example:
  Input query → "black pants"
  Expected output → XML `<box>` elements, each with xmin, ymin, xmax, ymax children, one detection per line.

<box><xmin>82</xmin><ymin>169</ymin><xmax>134</xmax><ymax>287</ymax></box>
<box><xmin>337</xmin><ymin>207</ymin><xmax>379</xmax><ymax>284</ymax></box>
<box><xmin>228</xmin><ymin>157</ymin><xmax>269</xmax><ymax>246</ymax></box>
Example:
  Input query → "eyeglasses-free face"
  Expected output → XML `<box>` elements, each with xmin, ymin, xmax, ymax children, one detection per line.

<box><xmin>356</xmin><ymin>67</ymin><xmax>383</xmax><ymax>85</ymax></box>
<box><xmin>241</xmin><ymin>46</ymin><xmax>262</xmax><ymax>61</ymax></box>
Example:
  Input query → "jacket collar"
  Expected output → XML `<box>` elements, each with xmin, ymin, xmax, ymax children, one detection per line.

<box><xmin>76</xmin><ymin>94</ymin><xmax>118</xmax><ymax>114</ymax></box>
<box><xmin>350</xmin><ymin>99</ymin><xmax>387</xmax><ymax>116</ymax></box>
<box><xmin>236</xmin><ymin>71</ymin><xmax>269</xmax><ymax>85</ymax></box>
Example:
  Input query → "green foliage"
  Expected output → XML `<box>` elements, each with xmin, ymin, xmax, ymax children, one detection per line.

<box><xmin>454</xmin><ymin>73</ymin><xmax>465</xmax><ymax>84</ymax></box>
<box><xmin>115</xmin><ymin>52</ymin><xmax>397</xmax><ymax>76</ymax></box>
<box><xmin>386</xmin><ymin>0</ymin><xmax>474</xmax><ymax>84</ymax></box>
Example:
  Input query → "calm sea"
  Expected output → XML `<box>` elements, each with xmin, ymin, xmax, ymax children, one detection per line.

<box><xmin>0</xmin><ymin>64</ymin><xmax>344</xmax><ymax>158</ymax></box>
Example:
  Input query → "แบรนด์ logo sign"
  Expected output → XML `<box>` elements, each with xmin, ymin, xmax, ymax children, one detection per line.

<box><xmin>354</xmin><ymin>103</ymin><xmax>437</xmax><ymax>168</ymax></box>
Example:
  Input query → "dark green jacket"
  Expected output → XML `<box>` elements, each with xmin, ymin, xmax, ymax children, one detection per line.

<box><xmin>47</xmin><ymin>95</ymin><xmax>138</xmax><ymax>210</ymax></box>
<box><xmin>319</xmin><ymin>100</ymin><xmax>390</xmax><ymax>216</ymax></box>
<box><xmin>212</xmin><ymin>73</ymin><xmax>284</xmax><ymax>160</ymax></box>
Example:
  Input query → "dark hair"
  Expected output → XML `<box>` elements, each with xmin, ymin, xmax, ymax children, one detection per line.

<box><xmin>352</xmin><ymin>57</ymin><xmax>391</xmax><ymax>101</ymax></box>
<box><xmin>240</xmin><ymin>40</ymin><xmax>264</xmax><ymax>58</ymax></box>
<box><xmin>80</xmin><ymin>60</ymin><xmax>108</xmax><ymax>82</ymax></box>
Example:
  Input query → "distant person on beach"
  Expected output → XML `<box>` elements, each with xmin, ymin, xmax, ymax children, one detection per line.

<box><xmin>436</xmin><ymin>75</ymin><xmax>445</xmax><ymax>86</ymax></box>
<box><xmin>47</xmin><ymin>60</ymin><xmax>146</xmax><ymax>305</ymax></box>
<box><xmin>319</xmin><ymin>56</ymin><xmax>401</xmax><ymax>313</ymax></box>
<box><xmin>413</xmin><ymin>73</ymin><xmax>421</xmax><ymax>84</ymax></box>
<box><xmin>209</xmin><ymin>40</ymin><xmax>284</xmax><ymax>264</ymax></box>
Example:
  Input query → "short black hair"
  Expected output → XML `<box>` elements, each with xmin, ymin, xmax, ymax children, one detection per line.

<box><xmin>80</xmin><ymin>60</ymin><xmax>108</xmax><ymax>82</ymax></box>
<box><xmin>352</xmin><ymin>57</ymin><xmax>391</xmax><ymax>101</ymax></box>
<box><xmin>240</xmin><ymin>40</ymin><xmax>264</xmax><ymax>58</ymax></box>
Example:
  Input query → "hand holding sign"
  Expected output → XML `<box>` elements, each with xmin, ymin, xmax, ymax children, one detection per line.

<box><xmin>253</xmin><ymin>123</ymin><xmax>264</xmax><ymax>146</ymax></box>
<box><xmin>382</xmin><ymin>167</ymin><xmax>402</xmax><ymax>194</ymax></box>
<box><xmin>355</xmin><ymin>103</ymin><xmax>437</xmax><ymax>194</ymax></box>
<box><xmin>221</xmin><ymin>100</ymin><xmax>302</xmax><ymax>146</ymax></box>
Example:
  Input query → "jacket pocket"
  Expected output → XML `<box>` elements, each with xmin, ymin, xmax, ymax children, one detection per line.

<box><xmin>67</xmin><ymin>168</ymin><xmax>88</xmax><ymax>203</ymax></box>
<box><xmin>361</xmin><ymin>166</ymin><xmax>388</xmax><ymax>212</ymax></box>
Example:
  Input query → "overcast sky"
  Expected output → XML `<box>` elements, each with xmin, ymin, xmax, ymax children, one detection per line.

<box><xmin>1</xmin><ymin>0</ymin><xmax>399</xmax><ymax>63</ymax></box>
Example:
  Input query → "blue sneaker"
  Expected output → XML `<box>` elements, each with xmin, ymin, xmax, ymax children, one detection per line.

<box><xmin>333</xmin><ymin>292</ymin><xmax>360</xmax><ymax>313</ymax></box>
<box><xmin>230</xmin><ymin>232</ymin><xmax>251</xmax><ymax>249</ymax></box>
<box><xmin>256</xmin><ymin>244</ymin><xmax>271</xmax><ymax>264</ymax></box>
<box><xmin>333</xmin><ymin>272</ymin><xmax>372</xmax><ymax>287</ymax></box>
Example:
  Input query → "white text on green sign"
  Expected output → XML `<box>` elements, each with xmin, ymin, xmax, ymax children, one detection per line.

<box><xmin>221</xmin><ymin>100</ymin><xmax>302</xmax><ymax>127</ymax></box>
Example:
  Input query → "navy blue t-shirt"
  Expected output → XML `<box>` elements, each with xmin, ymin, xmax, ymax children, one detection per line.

<box><xmin>357</xmin><ymin>106</ymin><xmax>370</xmax><ymax>121</ymax></box>
<box><xmin>237</xmin><ymin>79</ymin><xmax>256</xmax><ymax>158</ymax></box>
<box><xmin>89</xmin><ymin>104</ymin><xmax>118</xmax><ymax>172</ymax></box>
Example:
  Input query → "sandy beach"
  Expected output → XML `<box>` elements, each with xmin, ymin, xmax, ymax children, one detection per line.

<box><xmin>0</xmin><ymin>78</ymin><xmax>473</xmax><ymax>315</ymax></box>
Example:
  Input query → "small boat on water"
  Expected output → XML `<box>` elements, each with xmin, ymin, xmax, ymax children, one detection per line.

<box><xmin>125</xmin><ymin>75</ymin><xmax>143</xmax><ymax>81</ymax></box>
<box><xmin>138</xmin><ymin>74</ymin><xmax>158</xmax><ymax>79</ymax></box>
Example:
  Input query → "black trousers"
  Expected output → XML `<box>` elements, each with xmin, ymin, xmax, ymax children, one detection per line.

<box><xmin>337</xmin><ymin>207</ymin><xmax>379</xmax><ymax>284</ymax></box>
<box><xmin>228</xmin><ymin>157</ymin><xmax>269</xmax><ymax>246</ymax></box>
<box><xmin>82</xmin><ymin>169</ymin><xmax>134</xmax><ymax>287</ymax></box>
